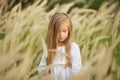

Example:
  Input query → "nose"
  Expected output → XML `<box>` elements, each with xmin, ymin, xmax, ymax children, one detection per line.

<box><xmin>60</xmin><ymin>32</ymin><xmax>64</xmax><ymax>37</ymax></box>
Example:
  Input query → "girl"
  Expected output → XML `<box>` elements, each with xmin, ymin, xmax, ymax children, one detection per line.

<box><xmin>37</xmin><ymin>12</ymin><xmax>82</xmax><ymax>80</ymax></box>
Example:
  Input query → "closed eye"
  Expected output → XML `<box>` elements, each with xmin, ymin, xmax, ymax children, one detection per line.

<box><xmin>63</xmin><ymin>29</ymin><xmax>68</xmax><ymax>32</ymax></box>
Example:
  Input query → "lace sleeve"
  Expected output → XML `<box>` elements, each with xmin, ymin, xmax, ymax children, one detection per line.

<box><xmin>71</xmin><ymin>42</ymin><xmax>82</xmax><ymax>75</ymax></box>
<box><xmin>37</xmin><ymin>52</ymin><xmax>47</xmax><ymax>74</ymax></box>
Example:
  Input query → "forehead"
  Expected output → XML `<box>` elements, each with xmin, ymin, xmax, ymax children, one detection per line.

<box><xmin>58</xmin><ymin>22</ymin><xmax>69</xmax><ymax>30</ymax></box>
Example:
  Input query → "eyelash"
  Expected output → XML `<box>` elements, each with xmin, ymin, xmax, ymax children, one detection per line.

<box><xmin>57</xmin><ymin>30</ymin><xmax>67</xmax><ymax>33</ymax></box>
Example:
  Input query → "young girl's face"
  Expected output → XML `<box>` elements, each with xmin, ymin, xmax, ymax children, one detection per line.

<box><xmin>57</xmin><ymin>22</ymin><xmax>69</xmax><ymax>43</ymax></box>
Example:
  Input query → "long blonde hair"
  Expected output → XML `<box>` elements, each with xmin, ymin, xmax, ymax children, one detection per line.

<box><xmin>46</xmin><ymin>12</ymin><xmax>73</xmax><ymax>68</ymax></box>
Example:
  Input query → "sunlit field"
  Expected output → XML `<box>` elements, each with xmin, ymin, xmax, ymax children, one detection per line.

<box><xmin>0</xmin><ymin>0</ymin><xmax>120</xmax><ymax>80</ymax></box>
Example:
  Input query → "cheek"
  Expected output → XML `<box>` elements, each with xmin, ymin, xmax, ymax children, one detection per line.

<box><xmin>65</xmin><ymin>31</ymin><xmax>69</xmax><ymax>37</ymax></box>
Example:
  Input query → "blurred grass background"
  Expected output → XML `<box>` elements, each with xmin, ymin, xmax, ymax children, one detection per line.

<box><xmin>0</xmin><ymin>0</ymin><xmax>120</xmax><ymax>80</ymax></box>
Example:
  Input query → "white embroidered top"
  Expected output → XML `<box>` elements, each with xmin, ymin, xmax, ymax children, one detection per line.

<box><xmin>37</xmin><ymin>42</ymin><xmax>82</xmax><ymax>80</ymax></box>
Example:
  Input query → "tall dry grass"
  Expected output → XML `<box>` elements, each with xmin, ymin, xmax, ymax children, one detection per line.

<box><xmin>0</xmin><ymin>0</ymin><xmax>120</xmax><ymax>80</ymax></box>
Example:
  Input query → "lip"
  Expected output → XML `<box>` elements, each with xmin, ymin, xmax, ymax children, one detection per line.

<box><xmin>58</xmin><ymin>38</ymin><xmax>64</xmax><ymax>41</ymax></box>
<box><xmin>59</xmin><ymin>38</ymin><xmax>63</xmax><ymax>39</ymax></box>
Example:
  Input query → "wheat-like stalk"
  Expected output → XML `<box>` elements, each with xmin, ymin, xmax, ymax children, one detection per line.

<box><xmin>0</xmin><ymin>0</ymin><xmax>120</xmax><ymax>80</ymax></box>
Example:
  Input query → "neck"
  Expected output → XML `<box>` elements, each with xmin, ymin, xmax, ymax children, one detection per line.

<box><xmin>58</xmin><ymin>41</ymin><xmax>64</xmax><ymax>46</ymax></box>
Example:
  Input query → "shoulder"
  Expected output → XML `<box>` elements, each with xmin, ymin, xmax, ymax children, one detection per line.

<box><xmin>71</xmin><ymin>42</ymin><xmax>80</xmax><ymax>51</ymax></box>
<box><xmin>71</xmin><ymin>42</ymin><xmax>79</xmax><ymax>49</ymax></box>
<box><xmin>70</xmin><ymin>42</ymin><xmax>81</xmax><ymax>59</ymax></box>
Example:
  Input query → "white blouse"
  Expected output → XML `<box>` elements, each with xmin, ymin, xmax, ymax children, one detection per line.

<box><xmin>37</xmin><ymin>42</ymin><xmax>82</xmax><ymax>80</ymax></box>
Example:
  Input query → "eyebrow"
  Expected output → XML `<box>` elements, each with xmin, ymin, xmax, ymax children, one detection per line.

<box><xmin>63</xmin><ymin>29</ymin><xmax>68</xmax><ymax>31</ymax></box>
<box><xmin>58</xmin><ymin>29</ymin><xmax>68</xmax><ymax>31</ymax></box>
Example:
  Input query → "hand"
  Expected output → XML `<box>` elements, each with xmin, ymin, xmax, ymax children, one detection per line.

<box><xmin>41</xmin><ymin>69</ymin><xmax>49</xmax><ymax>76</ymax></box>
